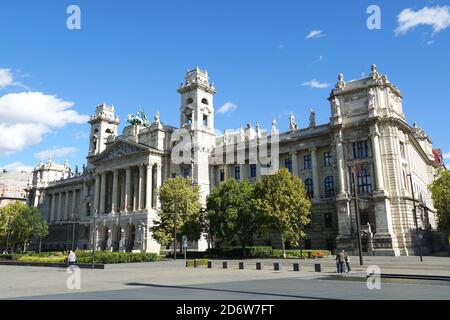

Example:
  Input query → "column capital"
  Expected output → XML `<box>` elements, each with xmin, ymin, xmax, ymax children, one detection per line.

<box><xmin>309</xmin><ymin>146</ymin><xmax>318</xmax><ymax>153</ymax></box>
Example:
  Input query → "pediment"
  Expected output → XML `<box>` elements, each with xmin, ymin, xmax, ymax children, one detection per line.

<box><xmin>93</xmin><ymin>139</ymin><xmax>150</xmax><ymax>163</ymax></box>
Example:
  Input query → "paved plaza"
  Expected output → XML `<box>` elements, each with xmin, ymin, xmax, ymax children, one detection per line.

<box><xmin>0</xmin><ymin>256</ymin><xmax>449</xmax><ymax>300</ymax></box>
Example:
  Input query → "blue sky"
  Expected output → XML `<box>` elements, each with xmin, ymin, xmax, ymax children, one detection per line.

<box><xmin>0</xmin><ymin>0</ymin><xmax>449</xmax><ymax>171</ymax></box>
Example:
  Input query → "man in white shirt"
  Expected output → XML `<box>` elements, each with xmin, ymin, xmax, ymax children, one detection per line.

<box><xmin>68</xmin><ymin>250</ymin><xmax>77</xmax><ymax>266</ymax></box>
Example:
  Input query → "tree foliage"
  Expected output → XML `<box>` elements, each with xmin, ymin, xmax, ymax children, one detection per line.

<box><xmin>151</xmin><ymin>177</ymin><xmax>202</xmax><ymax>249</ymax></box>
<box><xmin>429</xmin><ymin>169</ymin><xmax>450</xmax><ymax>233</ymax></box>
<box><xmin>253</xmin><ymin>168</ymin><xmax>311</xmax><ymax>258</ymax></box>
<box><xmin>206</xmin><ymin>179</ymin><xmax>259</xmax><ymax>256</ymax></box>
<box><xmin>0</xmin><ymin>201</ymin><xmax>48</xmax><ymax>252</ymax></box>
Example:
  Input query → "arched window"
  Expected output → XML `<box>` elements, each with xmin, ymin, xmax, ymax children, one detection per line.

<box><xmin>357</xmin><ymin>169</ymin><xmax>373</xmax><ymax>194</ymax></box>
<box><xmin>201</xmin><ymin>98</ymin><xmax>209</xmax><ymax>105</ymax></box>
<box><xmin>325</xmin><ymin>176</ymin><xmax>335</xmax><ymax>197</ymax></box>
<box><xmin>105</xmin><ymin>128</ymin><xmax>112</xmax><ymax>134</ymax></box>
<box><xmin>305</xmin><ymin>179</ymin><xmax>313</xmax><ymax>198</ymax></box>
<box><xmin>186</xmin><ymin>98</ymin><xmax>194</xmax><ymax>105</ymax></box>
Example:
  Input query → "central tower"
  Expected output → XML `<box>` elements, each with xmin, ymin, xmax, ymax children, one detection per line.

<box><xmin>177</xmin><ymin>67</ymin><xmax>216</xmax><ymax>205</ymax></box>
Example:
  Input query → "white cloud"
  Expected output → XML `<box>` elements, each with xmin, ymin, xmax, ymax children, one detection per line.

<box><xmin>306</xmin><ymin>30</ymin><xmax>325</xmax><ymax>40</ymax></box>
<box><xmin>34</xmin><ymin>147</ymin><xmax>77</xmax><ymax>161</ymax></box>
<box><xmin>217</xmin><ymin>102</ymin><xmax>238</xmax><ymax>115</ymax></box>
<box><xmin>395</xmin><ymin>6</ymin><xmax>450</xmax><ymax>35</ymax></box>
<box><xmin>0</xmin><ymin>69</ymin><xmax>13</xmax><ymax>89</ymax></box>
<box><xmin>301</xmin><ymin>79</ymin><xmax>331</xmax><ymax>89</ymax></box>
<box><xmin>314</xmin><ymin>56</ymin><xmax>324</xmax><ymax>63</ymax></box>
<box><xmin>0</xmin><ymin>162</ymin><xmax>34</xmax><ymax>173</ymax></box>
<box><xmin>443</xmin><ymin>152</ymin><xmax>450</xmax><ymax>160</ymax></box>
<box><xmin>74</xmin><ymin>131</ymin><xmax>89</xmax><ymax>140</ymax></box>
<box><xmin>0</xmin><ymin>92</ymin><xmax>89</xmax><ymax>155</ymax></box>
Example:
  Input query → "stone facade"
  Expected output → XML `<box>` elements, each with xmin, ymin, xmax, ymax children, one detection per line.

<box><xmin>29</xmin><ymin>65</ymin><xmax>447</xmax><ymax>256</ymax></box>
<box><xmin>0</xmin><ymin>170</ymin><xmax>30</xmax><ymax>208</ymax></box>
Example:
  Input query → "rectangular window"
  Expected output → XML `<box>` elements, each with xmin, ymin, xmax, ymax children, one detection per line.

<box><xmin>324</xmin><ymin>151</ymin><xmax>332</xmax><ymax>167</ymax></box>
<box><xmin>353</xmin><ymin>141</ymin><xmax>369</xmax><ymax>159</ymax></box>
<box><xmin>400</xmin><ymin>142</ymin><xmax>406</xmax><ymax>159</ymax></box>
<box><xmin>250</xmin><ymin>164</ymin><xmax>257</xmax><ymax>178</ymax></box>
<box><xmin>285</xmin><ymin>158</ymin><xmax>292</xmax><ymax>173</ymax></box>
<box><xmin>304</xmin><ymin>155</ymin><xmax>312</xmax><ymax>170</ymax></box>
<box><xmin>220</xmin><ymin>169</ymin><xmax>225</xmax><ymax>182</ymax></box>
<box><xmin>234</xmin><ymin>166</ymin><xmax>240</xmax><ymax>180</ymax></box>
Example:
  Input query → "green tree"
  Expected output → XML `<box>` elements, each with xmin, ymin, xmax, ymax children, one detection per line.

<box><xmin>151</xmin><ymin>177</ymin><xmax>202</xmax><ymax>252</ymax></box>
<box><xmin>0</xmin><ymin>202</ymin><xmax>48</xmax><ymax>252</ymax></box>
<box><xmin>253</xmin><ymin>168</ymin><xmax>311</xmax><ymax>258</ymax></box>
<box><xmin>429</xmin><ymin>169</ymin><xmax>450</xmax><ymax>233</ymax></box>
<box><xmin>206</xmin><ymin>179</ymin><xmax>258</xmax><ymax>257</ymax></box>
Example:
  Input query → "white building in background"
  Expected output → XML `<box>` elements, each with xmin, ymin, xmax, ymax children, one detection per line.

<box><xmin>29</xmin><ymin>65</ymin><xmax>448</xmax><ymax>256</ymax></box>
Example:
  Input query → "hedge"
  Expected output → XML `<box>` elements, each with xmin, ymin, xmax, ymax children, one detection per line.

<box><xmin>185</xmin><ymin>259</ymin><xmax>209</xmax><ymax>268</ymax></box>
<box><xmin>204</xmin><ymin>247</ymin><xmax>331</xmax><ymax>259</ymax></box>
<box><xmin>7</xmin><ymin>251</ymin><xmax>160</xmax><ymax>264</ymax></box>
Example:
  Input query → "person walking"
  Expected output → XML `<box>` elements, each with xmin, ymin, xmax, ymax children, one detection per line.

<box><xmin>68</xmin><ymin>250</ymin><xmax>77</xmax><ymax>266</ymax></box>
<box><xmin>337</xmin><ymin>250</ymin><xmax>347</xmax><ymax>273</ymax></box>
<box><xmin>345</xmin><ymin>252</ymin><xmax>351</xmax><ymax>273</ymax></box>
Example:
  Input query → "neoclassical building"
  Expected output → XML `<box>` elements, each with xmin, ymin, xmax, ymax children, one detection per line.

<box><xmin>29</xmin><ymin>65</ymin><xmax>448</xmax><ymax>256</ymax></box>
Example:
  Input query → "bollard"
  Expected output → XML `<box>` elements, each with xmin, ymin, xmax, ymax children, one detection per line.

<box><xmin>185</xmin><ymin>261</ymin><xmax>189</xmax><ymax>268</ymax></box>
<box><xmin>293</xmin><ymin>263</ymin><xmax>301</xmax><ymax>271</ymax></box>
<box><xmin>256</xmin><ymin>262</ymin><xmax>264</xmax><ymax>270</ymax></box>
<box><xmin>274</xmin><ymin>262</ymin><xmax>282</xmax><ymax>271</ymax></box>
<box><xmin>222</xmin><ymin>261</ymin><xmax>228</xmax><ymax>269</ymax></box>
<box><xmin>207</xmin><ymin>261</ymin><xmax>213</xmax><ymax>269</ymax></box>
<box><xmin>314</xmin><ymin>263</ymin><xmax>322</xmax><ymax>272</ymax></box>
<box><xmin>239</xmin><ymin>262</ymin><xmax>246</xmax><ymax>270</ymax></box>
<box><xmin>194</xmin><ymin>259</ymin><xmax>199</xmax><ymax>268</ymax></box>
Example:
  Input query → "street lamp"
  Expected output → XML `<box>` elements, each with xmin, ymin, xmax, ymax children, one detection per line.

<box><xmin>173</xmin><ymin>195</ymin><xmax>178</xmax><ymax>260</ymax></box>
<box><xmin>347</xmin><ymin>163</ymin><xmax>364</xmax><ymax>266</ymax></box>
<box><xmin>71</xmin><ymin>213</ymin><xmax>77</xmax><ymax>251</ymax></box>
<box><xmin>407</xmin><ymin>173</ymin><xmax>423</xmax><ymax>262</ymax></box>
<box><xmin>91</xmin><ymin>209</ymin><xmax>97</xmax><ymax>269</ymax></box>
<box><xmin>5</xmin><ymin>216</ymin><xmax>11</xmax><ymax>254</ymax></box>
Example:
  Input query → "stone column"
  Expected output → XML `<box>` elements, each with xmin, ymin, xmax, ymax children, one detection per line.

<box><xmin>99</xmin><ymin>172</ymin><xmax>107</xmax><ymax>214</ymax></box>
<box><xmin>112</xmin><ymin>169</ymin><xmax>119</xmax><ymax>214</ymax></box>
<box><xmin>49</xmin><ymin>193</ymin><xmax>55</xmax><ymax>222</ymax></box>
<box><xmin>139</xmin><ymin>165</ymin><xmax>145</xmax><ymax>210</ymax></box>
<box><xmin>94</xmin><ymin>174</ymin><xmax>101</xmax><ymax>214</ymax></box>
<box><xmin>146</xmin><ymin>164</ymin><xmax>153</xmax><ymax>210</ymax></box>
<box><xmin>336</xmin><ymin>132</ymin><xmax>346</xmax><ymax>196</ymax></box>
<box><xmin>310</xmin><ymin>147</ymin><xmax>320</xmax><ymax>199</ymax></box>
<box><xmin>120</xmin><ymin>171</ymin><xmax>125</xmax><ymax>212</ymax></box>
<box><xmin>291</xmin><ymin>151</ymin><xmax>299</xmax><ymax>176</ymax></box>
<box><xmin>133</xmin><ymin>170</ymin><xmax>139</xmax><ymax>211</ymax></box>
<box><xmin>124</xmin><ymin>167</ymin><xmax>132</xmax><ymax>212</ymax></box>
<box><xmin>370</xmin><ymin>124</ymin><xmax>385</xmax><ymax>192</ymax></box>
<box><xmin>57</xmin><ymin>193</ymin><xmax>63</xmax><ymax>221</ymax></box>
<box><xmin>64</xmin><ymin>191</ymin><xmax>70</xmax><ymax>221</ymax></box>
<box><xmin>155</xmin><ymin>164</ymin><xmax>162</xmax><ymax>209</ymax></box>
<box><xmin>71</xmin><ymin>190</ymin><xmax>77</xmax><ymax>220</ymax></box>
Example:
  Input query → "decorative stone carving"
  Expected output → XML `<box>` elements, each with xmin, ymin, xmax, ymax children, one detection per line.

<box><xmin>100</xmin><ymin>142</ymin><xmax>143</xmax><ymax>161</ymax></box>
<box><xmin>368</xmin><ymin>88</ymin><xmax>376</xmax><ymax>109</ymax></box>
<box><xmin>289</xmin><ymin>113</ymin><xmax>298</xmax><ymax>131</ymax></box>
<box><xmin>271</xmin><ymin>118</ymin><xmax>277</xmax><ymax>132</ymax></box>
<box><xmin>332</xmin><ymin>96</ymin><xmax>342</xmax><ymax>116</ymax></box>
<box><xmin>335</xmin><ymin>73</ymin><xmax>346</xmax><ymax>89</ymax></box>
<box><xmin>309</xmin><ymin>109</ymin><xmax>316</xmax><ymax>128</ymax></box>
<box><xmin>154</xmin><ymin>111</ymin><xmax>160</xmax><ymax>124</ymax></box>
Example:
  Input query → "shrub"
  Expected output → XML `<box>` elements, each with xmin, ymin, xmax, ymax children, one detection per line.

<box><xmin>205</xmin><ymin>247</ymin><xmax>331</xmax><ymax>259</ymax></box>
<box><xmin>74</xmin><ymin>251</ymin><xmax>160</xmax><ymax>264</ymax></box>
<box><xmin>17</xmin><ymin>255</ymin><xmax>66</xmax><ymax>264</ymax></box>
<box><xmin>186</xmin><ymin>259</ymin><xmax>209</xmax><ymax>267</ymax></box>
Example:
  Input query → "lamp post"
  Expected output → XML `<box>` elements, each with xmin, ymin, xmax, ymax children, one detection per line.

<box><xmin>92</xmin><ymin>209</ymin><xmax>97</xmax><ymax>269</ymax></box>
<box><xmin>5</xmin><ymin>216</ymin><xmax>11</xmax><ymax>254</ymax></box>
<box><xmin>407</xmin><ymin>173</ymin><xmax>423</xmax><ymax>262</ymax></box>
<box><xmin>173</xmin><ymin>195</ymin><xmax>178</xmax><ymax>260</ymax></box>
<box><xmin>348</xmin><ymin>163</ymin><xmax>364</xmax><ymax>266</ymax></box>
<box><xmin>71</xmin><ymin>213</ymin><xmax>77</xmax><ymax>251</ymax></box>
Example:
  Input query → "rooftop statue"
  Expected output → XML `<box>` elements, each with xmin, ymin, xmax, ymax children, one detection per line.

<box><xmin>127</xmin><ymin>108</ymin><xmax>150</xmax><ymax>127</ymax></box>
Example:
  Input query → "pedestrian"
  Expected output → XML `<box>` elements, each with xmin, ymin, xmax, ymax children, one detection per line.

<box><xmin>335</xmin><ymin>251</ymin><xmax>340</xmax><ymax>273</ymax></box>
<box><xmin>337</xmin><ymin>250</ymin><xmax>347</xmax><ymax>273</ymax></box>
<box><xmin>68</xmin><ymin>250</ymin><xmax>76</xmax><ymax>266</ymax></box>
<box><xmin>345</xmin><ymin>252</ymin><xmax>351</xmax><ymax>273</ymax></box>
